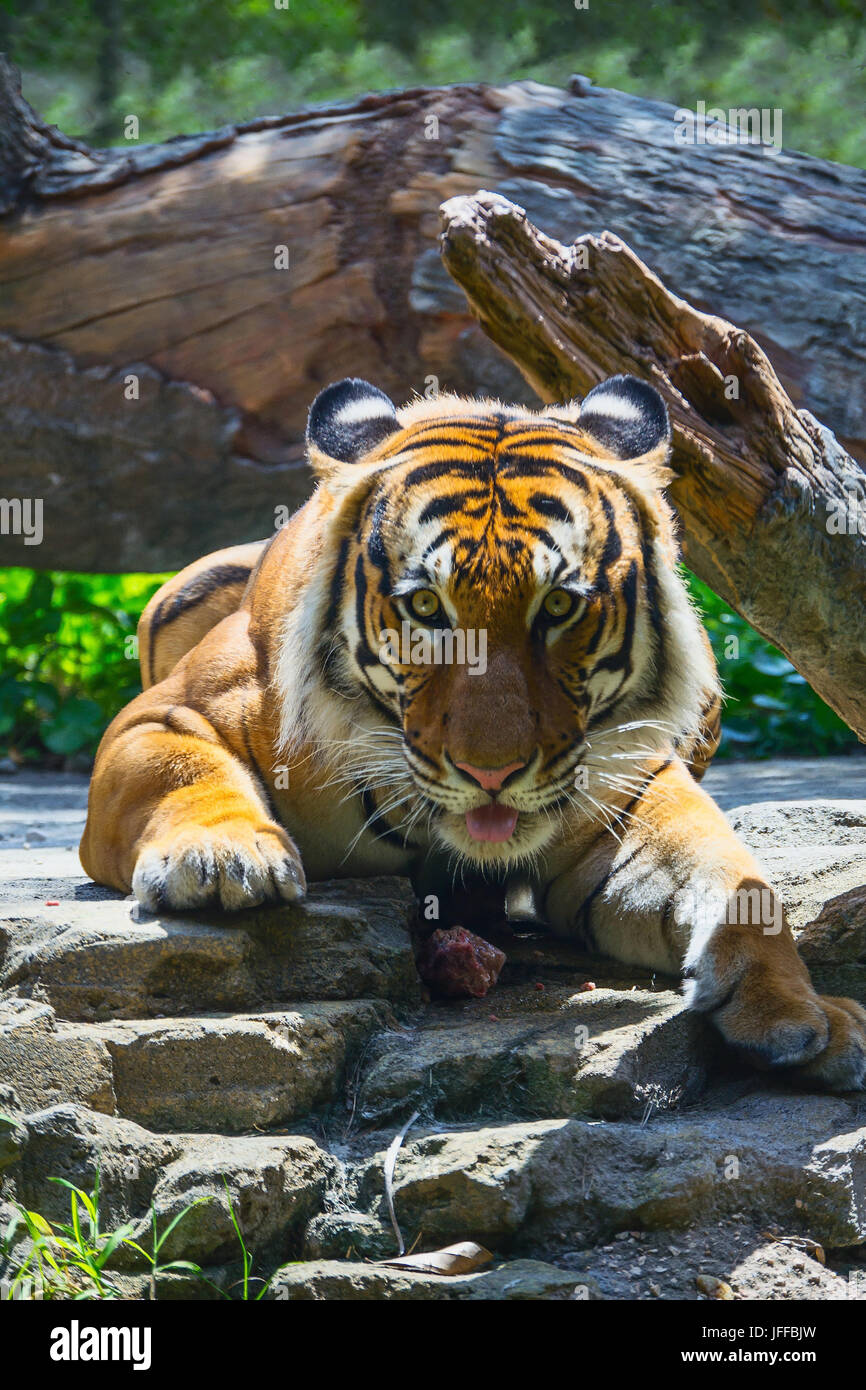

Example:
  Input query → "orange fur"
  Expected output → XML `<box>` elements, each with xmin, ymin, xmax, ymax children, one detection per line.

<box><xmin>81</xmin><ymin>391</ymin><xmax>866</xmax><ymax>1090</ymax></box>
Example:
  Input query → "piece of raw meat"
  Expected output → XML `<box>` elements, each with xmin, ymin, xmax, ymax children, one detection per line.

<box><xmin>417</xmin><ymin>926</ymin><xmax>506</xmax><ymax>999</ymax></box>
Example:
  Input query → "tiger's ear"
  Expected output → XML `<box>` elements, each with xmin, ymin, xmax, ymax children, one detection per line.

<box><xmin>306</xmin><ymin>378</ymin><xmax>401</xmax><ymax>479</ymax></box>
<box><xmin>553</xmin><ymin>375</ymin><xmax>672</xmax><ymax>477</ymax></box>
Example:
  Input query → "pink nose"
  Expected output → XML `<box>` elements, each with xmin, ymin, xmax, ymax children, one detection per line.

<box><xmin>454</xmin><ymin>760</ymin><xmax>526</xmax><ymax>793</ymax></box>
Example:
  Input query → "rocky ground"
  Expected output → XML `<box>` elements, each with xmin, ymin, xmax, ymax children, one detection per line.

<box><xmin>2</xmin><ymin>757</ymin><xmax>866</xmax><ymax>1301</ymax></box>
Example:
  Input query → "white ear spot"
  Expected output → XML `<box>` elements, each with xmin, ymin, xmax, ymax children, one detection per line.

<box><xmin>576</xmin><ymin>375</ymin><xmax>670</xmax><ymax>460</ymax></box>
<box><xmin>307</xmin><ymin>378</ymin><xmax>400</xmax><ymax>463</ymax></box>
<box><xmin>584</xmin><ymin>394</ymin><xmax>643</xmax><ymax>424</ymax></box>
<box><xmin>331</xmin><ymin>397</ymin><xmax>397</xmax><ymax>428</ymax></box>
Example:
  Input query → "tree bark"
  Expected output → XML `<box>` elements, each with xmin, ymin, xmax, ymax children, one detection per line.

<box><xmin>439</xmin><ymin>191</ymin><xmax>866</xmax><ymax>742</ymax></box>
<box><xmin>2</xmin><ymin>59</ymin><xmax>866</xmax><ymax>571</ymax></box>
<box><xmin>0</xmin><ymin>54</ymin><xmax>93</xmax><ymax>214</ymax></box>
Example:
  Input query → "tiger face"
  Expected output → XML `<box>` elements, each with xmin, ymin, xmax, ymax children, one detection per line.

<box><xmin>287</xmin><ymin>377</ymin><xmax>718</xmax><ymax>870</ymax></box>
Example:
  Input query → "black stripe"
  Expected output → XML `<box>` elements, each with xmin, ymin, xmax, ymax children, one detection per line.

<box><xmin>320</xmin><ymin>633</ymin><xmax>357</xmax><ymax>700</ymax></box>
<box><xmin>241</xmin><ymin>711</ymin><xmax>278</xmax><ymax>821</ymax></box>
<box><xmin>641</xmin><ymin>530</ymin><xmax>664</xmax><ymax>648</ymax></box>
<box><xmin>575</xmin><ymin>845</ymin><xmax>643</xmax><ymax>934</ymax></box>
<box><xmin>503</xmin><ymin>431</ymin><xmax>584</xmax><ymax>450</ymax></box>
<box><xmin>500</xmin><ymin>457</ymin><xmax>593</xmax><ymax>491</ymax></box>
<box><xmin>640</xmin><ymin>528</ymin><xmax>666</xmax><ymax>705</ymax></box>
<box><xmin>617</xmin><ymin>758</ymin><xmax>672</xmax><ymax>823</ymax></box>
<box><xmin>357</xmin><ymin>672</ymin><xmax>403</xmax><ymax>725</ymax></box>
<box><xmin>571</xmin><ymin>760</ymin><xmax>671</xmax><ymax>936</ymax></box>
<box><xmin>150</xmin><ymin>564</ymin><xmax>253</xmax><ymax>637</ymax></box>
<box><xmin>528</xmin><ymin>492</ymin><xmax>574</xmax><ymax>525</ymax></box>
<box><xmin>495</xmin><ymin>459</ymin><xmax>560</xmax><ymax>482</ymax></box>
<box><xmin>401</xmin><ymin>459</ymin><xmax>487</xmax><ymax>490</ymax></box>
<box><xmin>406</xmin><ymin>742</ymin><xmax>439</xmax><ymax>772</ymax></box>
<box><xmin>323</xmin><ymin>536</ymin><xmax>351</xmax><ymax>632</ymax></box>
<box><xmin>360</xmin><ymin>788</ymin><xmax>408</xmax><ymax>849</ymax></box>
<box><xmin>422</xmin><ymin>527</ymin><xmax>459</xmax><ymax>560</ymax></box>
<box><xmin>392</xmin><ymin>419</ymin><xmax>502</xmax><ymax>442</ymax></box>
<box><xmin>518</xmin><ymin>522</ymin><xmax>559</xmax><ymax>549</ymax></box>
<box><xmin>595</xmin><ymin>559</ymin><xmax>638</xmax><ymax>675</ymax></box>
<box><xmin>583</xmin><ymin>605</ymin><xmax>607</xmax><ymax>659</ymax></box>
<box><xmin>367</xmin><ymin>494</ymin><xmax>391</xmax><ymax>588</ymax></box>
<box><xmin>418</xmin><ymin>492</ymin><xmax>479</xmax><ymax>525</ymax></box>
<box><xmin>353</xmin><ymin>552</ymin><xmax>378</xmax><ymax>669</ymax></box>
<box><xmin>389</xmin><ymin>435</ymin><xmax>495</xmax><ymax>459</ymax></box>
<box><xmin>148</xmin><ymin>562</ymin><xmax>253</xmax><ymax>684</ymax></box>
<box><xmin>596</xmin><ymin>493</ymin><xmax>623</xmax><ymax>588</ymax></box>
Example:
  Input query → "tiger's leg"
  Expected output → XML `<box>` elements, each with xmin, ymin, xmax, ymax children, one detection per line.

<box><xmin>544</xmin><ymin>758</ymin><xmax>866</xmax><ymax>1091</ymax></box>
<box><xmin>139</xmin><ymin>539</ymin><xmax>269</xmax><ymax>689</ymax></box>
<box><xmin>80</xmin><ymin>694</ymin><xmax>305</xmax><ymax>913</ymax></box>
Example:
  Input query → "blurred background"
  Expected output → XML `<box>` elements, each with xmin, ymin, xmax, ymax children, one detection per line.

<box><xmin>1</xmin><ymin>0</ymin><xmax>862</xmax><ymax>766</ymax></box>
<box><xmin>4</xmin><ymin>0</ymin><xmax>865</xmax><ymax>162</ymax></box>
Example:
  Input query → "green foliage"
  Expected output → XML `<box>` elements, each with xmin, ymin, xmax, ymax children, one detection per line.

<box><xmin>687</xmin><ymin>574</ymin><xmax>856</xmax><ymax>759</ymax></box>
<box><xmin>219</xmin><ymin>1175</ymin><xmax>275</xmax><ymax>1300</ymax></box>
<box><xmin>7</xmin><ymin>1</ymin><xmax>866</xmax><ymax>166</ymax></box>
<box><xmin>0</xmin><ymin>567</ymin><xmax>856</xmax><ymax>764</ymax></box>
<box><xmin>581</xmin><ymin>21</ymin><xmax>866</xmax><ymax>169</ymax></box>
<box><xmin>0</xmin><ymin>1169</ymin><xmax>206</xmax><ymax>1300</ymax></box>
<box><xmin>0</xmin><ymin>569</ymin><xmax>165</xmax><ymax>764</ymax></box>
<box><xmin>0</xmin><ymin>1162</ymin><xmax>282</xmax><ymax>1300</ymax></box>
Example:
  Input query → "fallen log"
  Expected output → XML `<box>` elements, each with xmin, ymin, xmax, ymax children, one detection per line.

<box><xmin>439</xmin><ymin>191</ymin><xmax>866</xmax><ymax>742</ymax></box>
<box><xmin>3</xmin><ymin>58</ymin><xmax>866</xmax><ymax>570</ymax></box>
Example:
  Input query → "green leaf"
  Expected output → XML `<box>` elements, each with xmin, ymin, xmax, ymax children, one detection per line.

<box><xmin>41</xmin><ymin>698</ymin><xmax>105</xmax><ymax>755</ymax></box>
<box><xmin>94</xmin><ymin>1222</ymin><xmax>138</xmax><ymax>1269</ymax></box>
<box><xmin>152</xmin><ymin>1196</ymin><xmax>213</xmax><ymax>1257</ymax></box>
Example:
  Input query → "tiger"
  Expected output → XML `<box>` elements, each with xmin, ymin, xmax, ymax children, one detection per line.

<box><xmin>80</xmin><ymin>375</ymin><xmax>866</xmax><ymax>1090</ymax></box>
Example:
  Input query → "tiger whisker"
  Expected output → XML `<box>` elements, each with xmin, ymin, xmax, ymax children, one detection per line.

<box><xmin>339</xmin><ymin>787</ymin><xmax>419</xmax><ymax>863</ymax></box>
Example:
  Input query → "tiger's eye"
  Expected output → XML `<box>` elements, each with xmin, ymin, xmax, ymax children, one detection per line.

<box><xmin>410</xmin><ymin>588</ymin><xmax>441</xmax><ymax>619</ymax></box>
<box><xmin>543</xmin><ymin>588</ymin><xmax>573</xmax><ymax>619</ymax></box>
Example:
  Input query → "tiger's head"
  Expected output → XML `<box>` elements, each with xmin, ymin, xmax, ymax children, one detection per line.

<box><xmin>279</xmin><ymin>377</ymin><xmax>718</xmax><ymax>870</ymax></box>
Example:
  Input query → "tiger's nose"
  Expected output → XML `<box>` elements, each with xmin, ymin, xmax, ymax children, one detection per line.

<box><xmin>454</xmin><ymin>760</ymin><xmax>526</xmax><ymax>793</ymax></box>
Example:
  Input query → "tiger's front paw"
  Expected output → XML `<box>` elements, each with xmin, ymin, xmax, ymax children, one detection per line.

<box><xmin>132</xmin><ymin>818</ymin><xmax>306</xmax><ymax>912</ymax></box>
<box><xmin>692</xmin><ymin>964</ymin><xmax>866</xmax><ymax>1091</ymax></box>
<box><xmin>794</xmin><ymin>996</ymin><xmax>866</xmax><ymax>1091</ymax></box>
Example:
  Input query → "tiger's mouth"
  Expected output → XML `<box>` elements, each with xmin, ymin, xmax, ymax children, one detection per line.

<box><xmin>464</xmin><ymin>803</ymin><xmax>520</xmax><ymax>843</ymax></box>
<box><xmin>399</xmin><ymin>743</ymin><xmax>579</xmax><ymax>861</ymax></box>
<box><xmin>433</xmin><ymin>803</ymin><xmax>560</xmax><ymax>866</ymax></box>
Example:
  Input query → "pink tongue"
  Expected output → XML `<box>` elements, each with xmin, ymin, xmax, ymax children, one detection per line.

<box><xmin>465</xmin><ymin>803</ymin><xmax>519</xmax><ymax>843</ymax></box>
